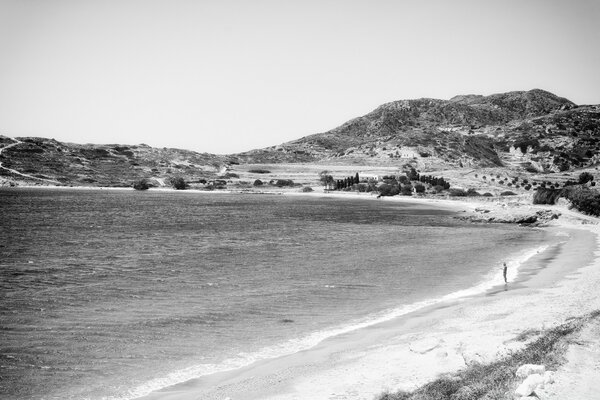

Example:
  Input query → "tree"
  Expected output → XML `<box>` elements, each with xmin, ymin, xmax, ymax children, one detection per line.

<box><xmin>355</xmin><ymin>172</ymin><xmax>360</xmax><ymax>183</ymax></box>
<box><xmin>132</xmin><ymin>179</ymin><xmax>150</xmax><ymax>190</ymax></box>
<box><xmin>319</xmin><ymin>170</ymin><xmax>334</xmax><ymax>190</ymax></box>
<box><xmin>170</xmin><ymin>177</ymin><xmax>187</xmax><ymax>190</ymax></box>
<box><xmin>407</xmin><ymin>167</ymin><xmax>419</xmax><ymax>181</ymax></box>
<box><xmin>414</xmin><ymin>183</ymin><xmax>426</xmax><ymax>193</ymax></box>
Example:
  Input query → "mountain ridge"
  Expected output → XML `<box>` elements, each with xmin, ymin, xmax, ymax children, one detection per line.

<box><xmin>1</xmin><ymin>89</ymin><xmax>599</xmax><ymax>187</ymax></box>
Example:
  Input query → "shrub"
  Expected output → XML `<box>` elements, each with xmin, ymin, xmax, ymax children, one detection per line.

<box><xmin>433</xmin><ymin>185</ymin><xmax>445</xmax><ymax>193</ymax></box>
<box><xmin>253</xmin><ymin>179</ymin><xmax>263</xmax><ymax>186</ymax></box>
<box><xmin>400</xmin><ymin>185</ymin><xmax>413</xmax><ymax>196</ymax></box>
<box><xmin>524</xmin><ymin>184</ymin><xmax>532</xmax><ymax>190</ymax></box>
<box><xmin>500</xmin><ymin>191</ymin><xmax>517</xmax><ymax>196</ymax></box>
<box><xmin>249</xmin><ymin>169</ymin><xmax>271</xmax><ymax>174</ymax></box>
<box><xmin>579</xmin><ymin>172</ymin><xmax>594</xmax><ymax>184</ymax></box>
<box><xmin>414</xmin><ymin>183</ymin><xmax>426</xmax><ymax>193</ymax></box>
<box><xmin>301</xmin><ymin>186</ymin><xmax>313</xmax><ymax>192</ymax></box>
<box><xmin>357</xmin><ymin>183</ymin><xmax>368</xmax><ymax>192</ymax></box>
<box><xmin>132</xmin><ymin>179</ymin><xmax>150</xmax><ymax>190</ymax></box>
<box><xmin>533</xmin><ymin>188</ymin><xmax>563</xmax><ymax>204</ymax></box>
<box><xmin>379</xmin><ymin>184</ymin><xmax>400</xmax><ymax>196</ymax></box>
<box><xmin>482</xmin><ymin>192</ymin><xmax>493</xmax><ymax>197</ymax></box>
<box><xmin>398</xmin><ymin>176</ymin><xmax>409</xmax><ymax>184</ymax></box>
<box><xmin>219</xmin><ymin>172</ymin><xmax>239</xmax><ymax>179</ymax></box>
<box><xmin>466</xmin><ymin>188</ymin><xmax>481</xmax><ymax>196</ymax></box>
<box><xmin>563</xmin><ymin>187</ymin><xmax>600</xmax><ymax>216</ymax></box>
<box><xmin>169</xmin><ymin>177</ymin><xmax>187</xmax><ymax>190</ymax></box>
<box><xmin>449</xmin><ymin>188</ymin><xmax>467</xmax><ymax>197</ymax></box>
<box><xmin>273</xmin><ymin>179</ymin><xmax>295</xmax><ymax>187</ymax></box>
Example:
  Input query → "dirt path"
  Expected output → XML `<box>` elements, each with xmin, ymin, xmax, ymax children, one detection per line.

<box><xmin>0</xmin><ymin>137</ymin><xmax>61</xmax><ymax>184</ymax></box>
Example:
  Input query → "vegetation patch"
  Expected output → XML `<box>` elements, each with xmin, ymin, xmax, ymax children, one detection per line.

<box><xmin>379</xmin><ymin>312</ymin><xmax>597</xmax><ymax>400</ymax></box>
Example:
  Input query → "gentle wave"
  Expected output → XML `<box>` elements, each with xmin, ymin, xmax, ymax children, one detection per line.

<box><xmin>113</xmin><ymin>244</ymin><xmax>549</xmax><ymax>400</ymax></box>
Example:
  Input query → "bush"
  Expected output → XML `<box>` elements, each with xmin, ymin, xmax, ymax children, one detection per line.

<box><xmin>500</xmin><ymin>191</ymin><xmax>517</xmax><ymax>196</ymax></box>
<box><xmin>219</xmin><ymin>172</ymin><xmax>239</xmax><ymax>179</ymax></box>
<box><xmin>379</xmin><ymin>184</ymin><xmax>400</xmax><ymax>196</ymax></box>
<box><xmin>169</xmin><ymin>177</ymin><xmax>187</xmax><ymax>190</ymax></box>
<box><xmin>273</xmin><ymin>179</ymin><xmax>295</xmax><ymax>187</ymax></box>
<box><xmin>253</xmin><ymin>179</ymin><xmax>263</xmax><ymax>186</ymax></box>
<box><xmin>433</xmin><ymin>185</ymin><xmax>445</xmax><ymax>193</ymax></box>
<box><xmin>482</xmin><ymin>192</ymin><xmax>493</xmax><ymax>197</ymax></box>
<box><xmin>414</xmin><ymin>183</ymin><xmax>426</xmax><ymax>193</ymax></box>
<box><xmin>563</xmin><ymin>187</ymin><xmax>600</xmax><ymax>216</ymax></box>
<box><xmin>401</xmin><ymin>185</ymin><xmax>413</xmax><ymax>196</ymax></box>
<box><xmin>249</xmin><ymin>169</ymin><xmax>271</xmax><ymax>174</ymax></box>
<box><xmin>466</xmin><ymin>188</ymin><xmax>481</xmax><ymax>196</ymax></box>
<box><xmin>132</xmin><ymin>179</ymin><xmax>150</xmax><ymax>190</ymax></box>
<box><xmin>449</xmin><ymin>188</ymin><xmax>467</xmax><ymax>197</ymax></box>
<box><xmin>533</xmin><ymin>188</ymin><xmax>563</xmax><ymax>204</ymax></box>
<box><xmin>301</xmin><ymin>186</ymin><xmax>313</xmax><ymax>192</ymax></box>
<box><xmin>579</xmin><ymin>172</ymin><xmax>594</xmax><ymax>184</ymax></box>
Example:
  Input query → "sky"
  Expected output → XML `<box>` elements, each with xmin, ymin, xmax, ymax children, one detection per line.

<box><xmin>1</xmin><ymin>0</ymin><xmax>599</xmax><ymax>154</ymax></box>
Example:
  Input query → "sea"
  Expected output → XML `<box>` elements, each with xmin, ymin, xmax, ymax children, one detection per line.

<box><xmin>0</xmin><ymin>189</ymin><xmax>552</xmax><ymax>400</ymax></box>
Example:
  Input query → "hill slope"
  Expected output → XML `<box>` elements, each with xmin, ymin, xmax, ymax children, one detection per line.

<box><xmin>1</xmin><ymin>89</ymin><xmax>599</xmax><ymax>187</ymax></box>
<box><xmin>238</xmin><ymin>89</ymin><xmax>599</xmax><ymax>173</ymax></box>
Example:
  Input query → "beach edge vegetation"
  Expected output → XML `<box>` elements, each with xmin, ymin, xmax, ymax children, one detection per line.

<box><xmin>378</xmin><ymin>310</ymin><xmax>600</xmax><ymax>400</ymax></box>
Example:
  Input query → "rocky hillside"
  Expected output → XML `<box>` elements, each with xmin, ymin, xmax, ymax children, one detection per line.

<box><xmin>1</xmin><ymin>89</ymin><xmax>598</xmax><ymax>187</ymax></box>
<box><xmin>237</xmin><ymin>89</ymin><xmax>600</xmax><ymax>173</ymax></box>
<box><xmin>0</xmin><ymin>137</ymin><xmax>231</xmax><ymax>187</ymax></box>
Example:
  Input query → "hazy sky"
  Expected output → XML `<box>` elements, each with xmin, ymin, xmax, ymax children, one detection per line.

<box><xmin>1</xmin><ymin>0</ymin><xmax>599</xmax><ymax>154</ymax></box>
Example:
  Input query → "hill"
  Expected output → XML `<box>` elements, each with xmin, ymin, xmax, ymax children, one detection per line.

<box><xmin>0</xmin><ymin>137</ymin><xmax>231</xmax><ymax>187</ymax></box>
<box><xmin>1</xmin><ymin>89</ymin><xmax>599</xmax><ymax>188</ymax></box>
<box><xmin>237</xmin><ymin>90</ymin><xmax>599</xmax><ymax>173</ymax></box>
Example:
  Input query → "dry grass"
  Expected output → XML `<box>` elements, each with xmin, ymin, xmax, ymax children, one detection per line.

<box><xmin>378</xmin><ymin>311</ymin><xmax>600</xmax><ymax>400</ymax></box>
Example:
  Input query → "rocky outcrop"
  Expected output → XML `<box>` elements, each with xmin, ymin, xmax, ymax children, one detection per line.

<box><xmin>458</xmin><ymin>209</ymin><xmax>561</xmax><ymax>226</ymax></box>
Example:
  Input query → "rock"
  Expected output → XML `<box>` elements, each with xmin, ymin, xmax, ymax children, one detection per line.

<box><xmin>543</xmin><ymin>370</ymin><xmax>555</xmax><ymax>384</ymax></box>
<box><xmin>516</xmin><ymin>364</ymin><xmax>546</xmax><ymax>378</ymax></box>
<box><xmin>515</xmin><ymin>373</ymin><xmax>544</xmax><ymax>397</ymax></box>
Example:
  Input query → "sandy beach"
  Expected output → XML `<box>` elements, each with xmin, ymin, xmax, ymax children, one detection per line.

<box><xmin>130</xmin><ymin>192</ymin><xmax>600</xmax><ymax>400</ymax></box>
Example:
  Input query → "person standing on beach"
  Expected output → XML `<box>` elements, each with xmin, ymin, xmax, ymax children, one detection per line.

<box><xmin>503</xmin><ymin>262</ymin><xmax>508</xmax><ymax>283</ymax></box>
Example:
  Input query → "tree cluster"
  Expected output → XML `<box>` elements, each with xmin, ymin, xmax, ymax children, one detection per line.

<box><xmin>563</xmin><ymin>186</ymin><xmax>600</xmax><ymax>216</ymax></box>
<box><xmin>418</xmin><ymin>174</ymin><xmax>451</xmax><ymax>190</ymax></box>
<box><xmin>335</xmin><ymin>173</ymin><xmax>360</xmax><ymax>190</ymax></box>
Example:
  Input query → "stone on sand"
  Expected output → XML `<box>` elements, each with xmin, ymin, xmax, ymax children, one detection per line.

<box><xmin>515</xmin><ymin>373</ymin><xmax>544</xmax><ymax>397</ymax></box>
<box><xmin>515</xmin><ymin>363</ymin><xmax>546</xmax><ymax>378</ymax></box>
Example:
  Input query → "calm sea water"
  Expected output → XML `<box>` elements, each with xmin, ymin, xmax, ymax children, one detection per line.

<box><xmin>0</xmin><ymin>189</ymin><xmax>549</xmax><ymax>399</ymax></box>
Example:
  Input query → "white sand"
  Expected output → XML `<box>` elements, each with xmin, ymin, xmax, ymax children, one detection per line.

<box><xmin>136</xmin><ymin>193</ymin><xmax>600</xmax><ymax>400</ymax></box>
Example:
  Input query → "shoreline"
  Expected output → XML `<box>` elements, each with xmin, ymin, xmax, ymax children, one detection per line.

<box><xmin>130</xmin><ymin>195</ymin><xmax>600</xmax><ymax>400</ymax></box>
<box><xmin>138</xmin><ymin>225</ymin><xmax>598</xmax><ymax>400</ymax></box>
<box><xmin>4</xmin><ymin>185</ymin><xmax>598</xmax><ymax>399</ymax></box>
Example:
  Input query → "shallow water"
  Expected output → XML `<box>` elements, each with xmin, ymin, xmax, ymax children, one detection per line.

<box><xmin>0</xmin><ymin>189</ymin><xmax>550</xmax><ymax>399</ymax></box>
